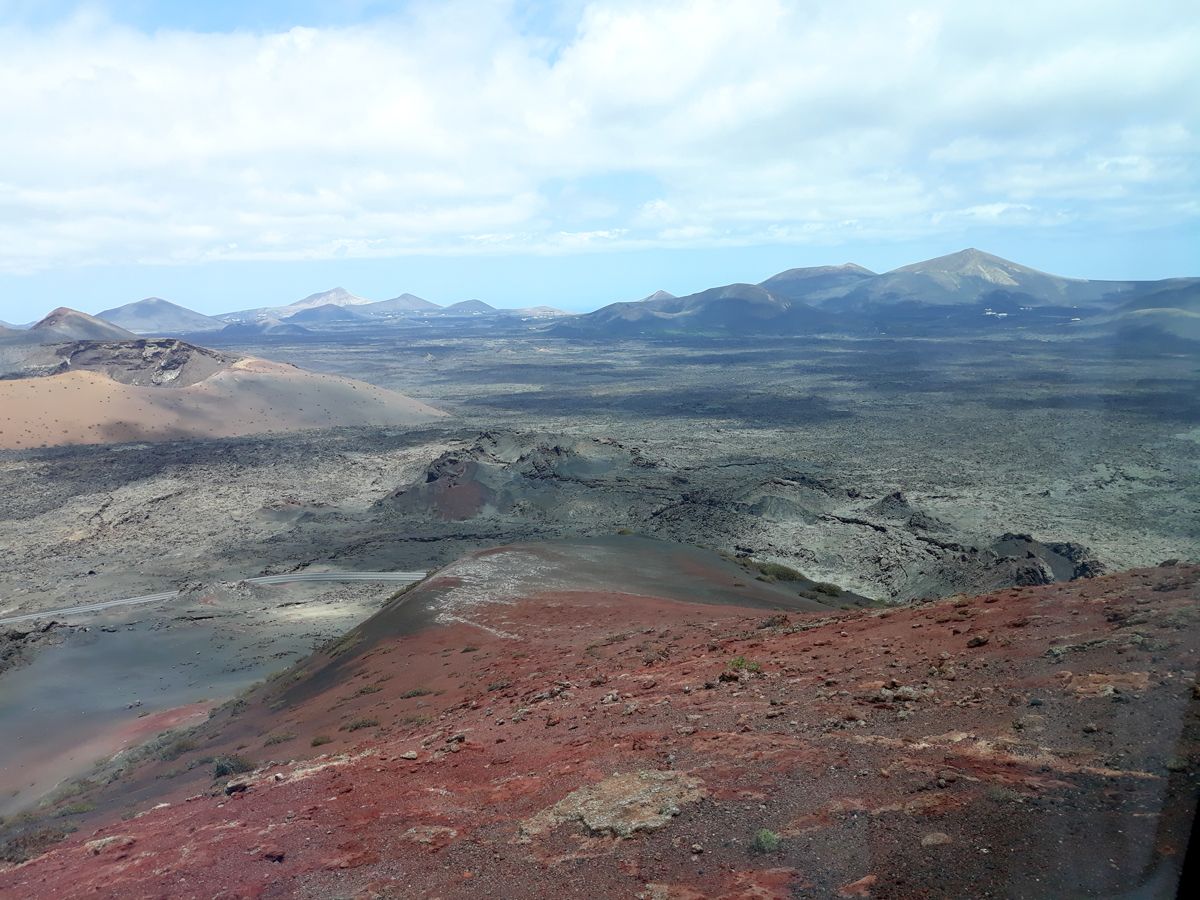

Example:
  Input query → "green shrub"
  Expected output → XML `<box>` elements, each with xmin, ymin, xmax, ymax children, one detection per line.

<box><xmin>263</xmin><ymin>732</ymin><xmax>296</xmax><ymax>746</ymax></box>
<box><xmin>1</xmin><ymin>825</ymin><xmax>74</xmax><ymax>864</ymax></box>
<box><xmin>751</xmin><ymin>828</ymin><xmax>780</xmax><ymax>853</ymax></box>
<box><xmin>54</xmin><ymin>801</ymin><xmax>96</xmax><ymax>818</ymax></box>
<box><xmin>320</xmin><ymin>632</ymin><xmax>363</xmax><ymax>658</ymax></box>
<box><xmin>212</xmin><ymin>755</ymin><xmax>255</xmax><ymax>778</ymax></box>
<box><xmin>400</xmin><ymin>688</ymin><xmax>432</xmax><ymax>699</ymax></box>
<box><xmin>353</xmin><ymin>685</ymin><xmax>381</xmax><ymax>696</ymax></box>
<box><xmin>158</xmin><ymin>737</ymin><xmax>199</xmax><ymax>762</ymax></box>
<box><xmin>341</xmin><ymin>718</ymin><xmax>379</xmax><ymax>732</ymax></box>
<box><xmin>311</xmin><ymin>735</ymin><xmax>333</xmax><ymax>747</ymax></box>
<box><xmin>728</xmin><ymin>655</ymin><xmax>762</xmax><ymax>673</ymax></box>
<box><xmin>753</xmin><ymin>561</ymin><xmax>806</xmax><ymax>582</ymax></box>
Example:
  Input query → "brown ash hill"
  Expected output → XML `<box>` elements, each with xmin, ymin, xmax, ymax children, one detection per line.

<box><xmin>0</xmin><ymin>333</ymin><xmax>447</xmax><ymax>448</ymax></box>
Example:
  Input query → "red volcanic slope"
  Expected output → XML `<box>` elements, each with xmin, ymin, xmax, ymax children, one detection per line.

<box><xmin>1</xmin><ymin>563</ymin><xmax>1197</xmax><ymax>899</ymax></box>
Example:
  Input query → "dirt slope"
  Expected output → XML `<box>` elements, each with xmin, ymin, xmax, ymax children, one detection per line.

<box><xmin>1</xmin><ymin>550</ymin><xmax>1195</xmax><ymax>899</ymax></box>
<box><xmin>0</xmin><ymin>352</ymin><xmax>446</xmax><ymax>448</ymax></box>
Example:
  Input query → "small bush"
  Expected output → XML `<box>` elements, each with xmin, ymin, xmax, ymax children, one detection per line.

<box><xmin>341</xmin><ymin>718</ymin><xmax>379</xmax><ymax>732</ymax></box>
<box><xmin>158</xmin><ymin>737</ymin><xmax>199</xmax><ymax>762</ymax></box>
<box><xmin>985</xmin><ymin>785</ymin><xmax>1025</xmax><ymax>804</ymax></box>
<box><xmin>400</xmin><ymin>688</ymin><xmax>432</xmax><ymax>699</ymax></box>
<box><xmin>353</xmin><ymin>685</ymin><xmax>381</xmax><ymax>696</ymax></box>
<box><xmin>728</xmin><ymin>656</ymin><xmax>762</xmax><ymax>673</ymax></box>
<box><xmin>54</xmin><ymin>801</ymin><xmax>96</xmax><ymax>818</ymax></box>
<box><xmin>263</xmin><ymin>732</ymin><xmax>297</xmax><ymax>746</ymax></box>
<box><xmin>311</xmin><ymin>735</ymin><xmax>333</xmax><ymax>747</ymax></box>
<box><xmin>321</xmin><ymin>632</ymin><xmax>363</xmax><ymax>658</ymax></box>
<box><xmin>210</xmin><ymin>697</ymin><xmax>248</xmax><ymax>719</ymax></box>
<box><xmin>212</xmin><ymin>755</ymin><xmax>255</xmax><ymax>778</ymax></box>
<box><xmin>753</xmin><ymin>561</ymin><xmax>806</xmax><ymax>582</ymax></box>
<box><xmin>1</xmin><ymin>826</ymin><xmax>73</xmax><ymax>864</ymax></box>
<box><xmin>813</xmin><ymin>582</ymin><xmax>843</xmax><ymax>597</ymax></box>
<box><xmin>461</xmin><ymin>645</ymin><xmax>479</xmax><ymax>653</ymax></box>
<box><xmin>751</xmin><ymin>828</ymin><xmax>780</xmax><ymax>853</ymax></box>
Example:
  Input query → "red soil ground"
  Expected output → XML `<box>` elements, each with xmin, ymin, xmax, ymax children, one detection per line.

<box><xmin>2</xmin><ymin>563</ymin><xmax>1197</xmax><ymax>899</ymax></box>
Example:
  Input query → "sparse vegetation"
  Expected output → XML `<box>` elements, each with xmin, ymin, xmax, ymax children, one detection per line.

<box><xmin>311</xmin><ymin>735</ymin><xmax>333</xmax><ymax>747</ymax></box>
<box><xmin>263</xmin><ymin>732</ymin><xmax>297</xmax><ymax>746</ymax></box>
<box><xmin>53</xmin><ymin>801</ymin><xmax>96</xmax><ymax>818</ymax></box>
<box><xmin>386</xmin><ymin>579</ymin><xmax>424</xmax><ymax>603</ymax></box>
<box><xmin>320</xmin><ymin>631</ymin><xmax>363</xmax><ymax>658</ymax></box>
<box><xmin>353</xmin><ymin>685</ymin><xmax>381</xmax><ymax>696</ymax></box>
<box><xmin>750</xmin><ymin>560</ymin><xmax>806</xmax><ymax>582</ymax></box>
<box><xmin>210</xmin><ymin>696</ymin><xmax>248</xmax><ymax>719</ymax></box>
<box><xmin>400</xmin><ymin>688</ymin><xmax>432</xmax><ymax>699</ymax></box>
<box><xmin>586</xmin><ymin>632</ymin><xmax>632</xmax><ymax>651</ymax></box>
<box><xmin>728</xmin><ymin>655</ymin><xmax>762</xmax><ymax>673</ymax></box>
<box><xmin>985</xmin><ymin>785</ymin><xmax>1026</xmax><ymax>804</ymax></box>
<box><xmin>1</xmin><ymin>825</ymin><xmax>74</xmax><ymax>864</ymax></box>
<box><xmin>158</xmin><ymin>737</ymin><xmax>199</xmax><ymax>762</ymax></box>
<box><xmin>751</xmin><ymin>828</ymin><xmax>781</xmax><ymax>853</ymax></box>
<box><xmin>212</xmin><ymin>755</ymin><xmax>255</xmax><ymax>778</ymax></box>
<box><xmin>342</xmin><ymin>717</ymin><xmax>379</xmax><ymax>732</ymax></box>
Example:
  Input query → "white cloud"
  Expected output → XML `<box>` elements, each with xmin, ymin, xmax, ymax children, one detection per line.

<box><xmin>0</xmin><ymin>0</ymin><xmax>1196</xmax><ymax>273</ymax></box>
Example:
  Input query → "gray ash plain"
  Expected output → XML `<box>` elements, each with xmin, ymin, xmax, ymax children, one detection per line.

<box><xmin>0</xmin><ymin>319</ymin><xmax>1196</xmax><ymax>813</ymax></box>
<box><xmin>3</xmin><ymin>323</ymin><xmax>1197</xmax><ymax>615</ymax></box>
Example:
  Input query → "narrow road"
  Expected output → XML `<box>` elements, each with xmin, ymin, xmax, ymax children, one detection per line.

<box><xmin>0</xmin><ymin>571</ymin><xmax>428</xmax><ymax>626</ymax></box>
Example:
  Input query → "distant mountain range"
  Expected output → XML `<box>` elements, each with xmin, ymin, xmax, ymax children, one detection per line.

<box><xmin>11</xmin><ymin>249</ymin><xmax>1196</xmax><ymax>344</ymax></box>
<box><xmin>86</xmin><ymin>288</ymin><xmax>566</xmax><ymax>334</ymax></box>
<box><xmin>556</xmin><ymin>249</ymin><xmax>1200</xmax><ymax>342</ymax></box>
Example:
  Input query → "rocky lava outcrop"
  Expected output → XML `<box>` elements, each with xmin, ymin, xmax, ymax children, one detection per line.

<box><xmin>372</xmin><ymin>432</ymin><xmax>1109</xmax><ymax>603</ymax></box>
<box><xmin>1</xmin><ymin>557</ymin><xmax>1196</xmax><ymax>899</ymax></box>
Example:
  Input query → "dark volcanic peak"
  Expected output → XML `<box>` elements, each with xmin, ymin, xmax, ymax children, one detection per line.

<box><xmin>219</xmin><ymin>317</ymin><xmax>312</xmax><ymax>337</ymax></box>
<box><xmin>284</xmin><ymin>287</ymin><xmax>371</xmax><ymax>311</ymax></box>
<box><xmin>284</xmin><ymin>303</ymin><xmax>368</xmax><ymax>323</ymax></box>
<box><xmin>758</xmin><ymin>263</ymin><xmax>877</xmax><ymax>303</ymax></box>
<box><xmin>441</xmin><ymin>298</ymin><xmax>496</xmax><ymax>314</ymax></box>
<box><xmin>558</xmin><ymin>282</ymin><xmax>829</xmax><ymax>335</ymax></box>
<box><xmin>31</xmin><ymin>307</ymin><xmax>137</xmax><ymax>341</ymax></box>
<box><xmin>361</xmin><ymin>292</ymin><xmax>441</xmax><ymax>314</ymax></box>
<box><xmin>815</xmin><ymin>247</ymin><xmax>1155</xmax><ymax>312</ymax></box>
<box><xmin>890</xmin><ymin>248</ymin><xmax>1062</xmax><ymax>283</ymax></box>
<box><xmin>96</xmin><ymin>297</ymin><xmax>224</xmax><ymax>334</ymax></box>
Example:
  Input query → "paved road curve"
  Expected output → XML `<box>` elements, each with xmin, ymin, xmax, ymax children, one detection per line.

<box><xmin>0</xmin><ymin>571</ymin><xmax>428</xmax><ymax>627</ymax></box>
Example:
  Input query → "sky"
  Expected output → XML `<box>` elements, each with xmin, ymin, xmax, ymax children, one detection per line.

<box><xmin>0</xmin><ymin>0</ymin><xmax>1196</xmax><ymax>321</ymax></box>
